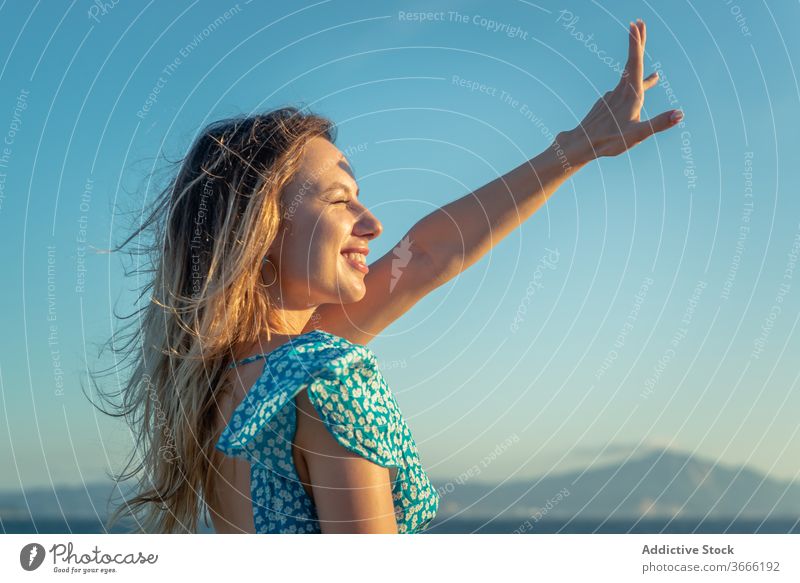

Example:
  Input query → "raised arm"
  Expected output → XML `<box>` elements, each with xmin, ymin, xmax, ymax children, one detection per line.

<box><xmin>311</xmin><ymin>19</ymin><xmax>681</xmax><ymax>345</ymax></box>
<box><xmin>409</xmin><ymin>19</ymin><xmax>680</xmax><ymax>283</ymax></box>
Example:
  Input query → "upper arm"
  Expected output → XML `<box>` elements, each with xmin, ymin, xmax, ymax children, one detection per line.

<box><xmin>307</xmin><ymin>232</ymin><xmax>442</xmax><ymax>345</ymax></box>
<box><xmin>294</xmin><ymin>387</ymin><xmax>399</xmax><ymax>534</ymax></box>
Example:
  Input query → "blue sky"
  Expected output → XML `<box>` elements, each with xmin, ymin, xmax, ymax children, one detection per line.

<box><xmin>0</xmin><ymin>0</ymin><xmax>798</xmax><ymax>492</ymax></box>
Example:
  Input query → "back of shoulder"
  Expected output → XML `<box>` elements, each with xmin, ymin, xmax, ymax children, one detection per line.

<box><xmin>305</xmin><ymin>343</ymin><xmax>396</xmax><ymax>424</ymax></box>
<box><xmin>295</xmin><ymin>341</ymin><xmax>403</xmax><ymax>469</ymax></box>
<box><xmin>217</xmin><ymin>331</ymin><xmax>399</xmax><ymax>464</ymax></box>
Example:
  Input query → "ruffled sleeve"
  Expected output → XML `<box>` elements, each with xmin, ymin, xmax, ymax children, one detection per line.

<box><xmin>304</xmin><ymin>350</ymin><xmax>404</xmax><ymax>469</ymax></box>
<box><xmin>216</xmin><ymin>337</ymin><xmax>405</xmax><ymax>471</ymax></box>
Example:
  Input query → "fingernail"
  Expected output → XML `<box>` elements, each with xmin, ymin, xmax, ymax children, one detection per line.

<box><xmin>670</xmin><ymin>110</ymin><xmax>684</xmax><ymax>123</ymax></box>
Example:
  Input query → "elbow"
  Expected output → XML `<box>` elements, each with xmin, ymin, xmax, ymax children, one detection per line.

<box><xmin>405</xmin><ymin>225</ymin><xmax>462</xmax><ymax>291</ymax></box>
<box><xmin>432</xmin><ymin>251</ymin><xmax>463</xmax><ymax>288</ymax></box>
<box><xmin>415</xmin><ymin>240</ymin><xmax>461</xmax><ymax>291</ymax></box>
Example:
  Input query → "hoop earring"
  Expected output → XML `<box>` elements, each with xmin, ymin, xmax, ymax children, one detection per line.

<box><xmin>261</xmin><ymin>256</ymin><xmax>278</xmax><ymax>287</ymax></box>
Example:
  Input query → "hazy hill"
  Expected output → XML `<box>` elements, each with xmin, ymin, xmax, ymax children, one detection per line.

<box><xmin>433</xmin><ymin>449</ymin><xmax>800</xmax><ymax>520</ymax></box>
<box><xmin>2</xmin><ymin>449</ymin><xmax>797</xmax><ymax>532</ymax></box>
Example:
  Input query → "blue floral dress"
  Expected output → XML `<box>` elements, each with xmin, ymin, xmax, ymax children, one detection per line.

<box><xmin>215</xmin><ymin>329</ymin><xmax>439</xmax><ymax>533</ymax></box>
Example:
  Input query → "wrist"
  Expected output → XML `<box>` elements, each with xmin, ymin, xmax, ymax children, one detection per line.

<box><xmin>553</xmin><ymin>127</ymin><xmax>594</xmax><ymax>169</ymax></box>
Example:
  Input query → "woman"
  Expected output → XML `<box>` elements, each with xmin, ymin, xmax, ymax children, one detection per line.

<box><xmin>99</xmin><ymin>20</ymin><xmax>680</xmax><ymax>533</ymax></box>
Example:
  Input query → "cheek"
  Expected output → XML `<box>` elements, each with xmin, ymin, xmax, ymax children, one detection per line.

<box><xmin>282</xmin><ymin>214</ymin><xmax>344</xmax><ymax>276</ymax></box>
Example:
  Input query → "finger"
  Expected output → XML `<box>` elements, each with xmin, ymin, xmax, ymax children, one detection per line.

<box><xmin>624</xmin><ymin>22</ymin><xmax>635</xmax><ymax>77</ymax></box>
<box><xmin>637</xmin><ymin>18</ymin><xmax>646</xmax><ymax>49</ymax></box>
<box><xmin>643</xmin><ymin>71</ymin><xmax>659</xmax><ymax>91</ymax></box>
<box><xmin>634</xmin><ymin>21</ymin><xmax>644</xmax><ymax>82</ymax></box>
<box><xmin>624</xmin><ymin>22</ymin><xmax>643</xmax><ymax>85</ymax></box>
<box><xmin>633</xmin><ymin>109</ymin><xmax>684</xmax><ymax>141</ymax></box>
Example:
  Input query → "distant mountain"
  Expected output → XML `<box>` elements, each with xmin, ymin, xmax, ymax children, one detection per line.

<box><xmin>2</xmin><ymin>449</ymin><xmax>797</xmax><ymax>533</ymax></box>
<box><xmin>432</xmin><ymin>448</ymin><xmax>800</xmax><ymax>521</ymax></box>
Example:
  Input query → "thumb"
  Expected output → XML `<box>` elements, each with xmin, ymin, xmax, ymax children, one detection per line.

<box><xmin>633</xmin><ymin>109</ymin><xmax>683</xmax><ymax>141</ymax></box>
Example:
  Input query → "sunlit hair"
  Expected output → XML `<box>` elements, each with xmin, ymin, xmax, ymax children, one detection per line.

<box><xmin>89</xmin><ymin>107</ymin><xmax>335</xmax><ymax>533</ymax></box>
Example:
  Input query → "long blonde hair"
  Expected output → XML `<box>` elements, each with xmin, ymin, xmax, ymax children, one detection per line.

<box><xmin>90</xmin><ymin>107</ymin><xmax>335</xmax><ymax>533</ymax></box>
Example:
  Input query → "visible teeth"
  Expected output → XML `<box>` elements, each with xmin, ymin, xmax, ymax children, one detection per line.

<box><xmin>342</xmin><ymin>252</ymin><xmax>366</xmax><ymax>264</ymax></box>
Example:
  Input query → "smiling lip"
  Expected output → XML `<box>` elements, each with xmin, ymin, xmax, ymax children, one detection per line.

<box><xmin>340</xmin><ymin>247</ymin><xmax>369</xmax><ymax>274</ymax></box>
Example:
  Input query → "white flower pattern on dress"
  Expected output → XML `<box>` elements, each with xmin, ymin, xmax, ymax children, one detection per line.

<box><xmin>216</xmin><ymin>329</ymin><xmax>439</xmax><ymax>534</ymax></box>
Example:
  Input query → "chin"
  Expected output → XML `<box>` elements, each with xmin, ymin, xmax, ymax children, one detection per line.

<box><xmin>338</xmin><ymin>280</ymin><xmax>367</xmax><ymax>304</ymax></box>
<box><xmin>343</xmin><ymin>286</ymin><xmax>367</xmax><ymax>304</ymax></box>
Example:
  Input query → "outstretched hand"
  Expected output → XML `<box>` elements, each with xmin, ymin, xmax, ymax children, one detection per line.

<box><xmin>564</xmin><ymin>19</ymin><xmax>682</xmax><ymax>161</ymax></box>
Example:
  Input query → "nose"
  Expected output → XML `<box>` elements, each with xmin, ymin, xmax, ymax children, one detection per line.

<box><xmin>354</xmin><ymin>206</ymin><xmax>382</xmax><ymax>241</ymax></box>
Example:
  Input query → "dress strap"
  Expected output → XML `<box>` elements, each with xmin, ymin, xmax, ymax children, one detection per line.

<box><xmin>228</xmin><ymin>354</ymin><xmax>267</xmax><ymax>369</ymax></box>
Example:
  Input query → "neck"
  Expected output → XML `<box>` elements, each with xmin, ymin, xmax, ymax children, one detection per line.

<box><xmin>265</xmin><ymin>295</ymin><xmax>319</xmax><ymax>337</ymax></box>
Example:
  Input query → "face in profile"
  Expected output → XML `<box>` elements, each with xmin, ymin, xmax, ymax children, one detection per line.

<box><xmin>266</xmin><ymin>137</ymin><xmax>383</xmax><ymax>307</ymax></box>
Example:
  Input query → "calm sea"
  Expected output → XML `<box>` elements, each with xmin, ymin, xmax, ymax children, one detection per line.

<box><xmin>2</xmin><ymin>517</ymin><xmax>798</xmax><ymax>534</ymax></box>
